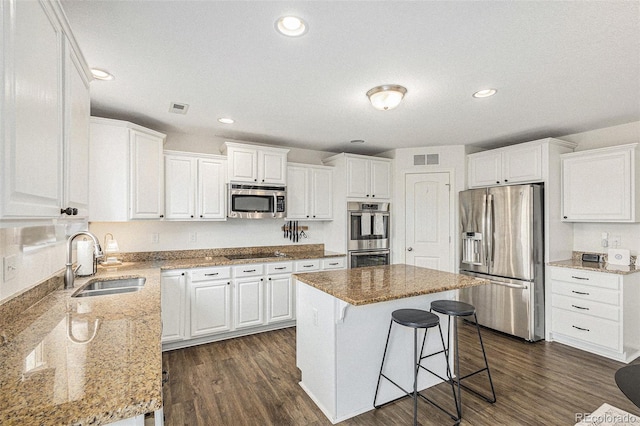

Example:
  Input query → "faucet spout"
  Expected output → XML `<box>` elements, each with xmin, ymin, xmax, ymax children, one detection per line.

<box><xmin>64</xmin><ymin>231</ymin><xmax>104</xmax><ymax>290</ymax></box>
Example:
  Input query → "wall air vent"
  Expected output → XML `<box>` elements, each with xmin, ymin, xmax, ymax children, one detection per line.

<box><xmin>426</xmin><ymin>154</ymin><xmax>439</xmax><ymax>165</ymax></box>
<box><xmin>169</xmin><ymin>102</ymin><xmax>189</xmax><ymax>114</ymax></box>
<box><xmin>413</xmin><ymin>155</ymin><xmax>426</xmax><ymax>166</ymax></box>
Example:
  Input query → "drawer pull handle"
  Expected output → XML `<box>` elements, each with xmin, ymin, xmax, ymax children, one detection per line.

<box><xmin>571</xmin><ymin>290</ymin><xmax>590</xmax><ymax>295</ymax></box>
<box><xmin>275</xmin><ymin>267</ymin><xmax>286</xmax><ymax>270</ymax></box>
<box><xmin>571</xmin><ymin>304</ymin><xmax>589</xmax><ymax>310</ymax></box>
<box><xmin>205</xmin><ymin>273</ymin><xmax>219</xmax><ymax>276</ymax></box>
<box><xmin>571</xmin><ymin>276</ymin><xmax>589</xmax><ymax>280</ymax></box>
<box><xmin>329</xmin><ymin>262</ymin><xmax>339</xmax><ymax>266</ymax></box>
<box><xmin>572</xmin><ymin>325</ymin><xmax>590</xmax><ymax>332</ymax></box>
<box><xmin>243</xmin><ymin>269</ymin><xmax>256</xmax><ymax>273</ymax></box>
<box><xmin>303</xmin><ymin>265</ymin><xmax>314</xmax><ymax>268</ymax></box>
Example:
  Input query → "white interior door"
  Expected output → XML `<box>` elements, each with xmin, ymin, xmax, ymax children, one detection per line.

<box><xmin>405</xmin><ymin>173</ymin><xmax>452</xmax><ymax>271</ymax></box>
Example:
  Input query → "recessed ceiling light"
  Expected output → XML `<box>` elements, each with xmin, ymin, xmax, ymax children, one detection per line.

<box><xmin>218</xmin><ymin>118</ymin><xmax>235</xmax><ymax>124</ymax></box>
<box><xmin>90</xmin><ymin>68</ymin><xmax>114</xmax><ymax>81</ymax></box>
<box><xmin>472</xmin><ymin>88</ymin><xmax>497</xmax><ymax>98</ymax></box>
<box><xmin>275</xmin><ymin>16</ymin><xmax>308</xmax><ymax>37</ymax></box>
<box><xmin>350</xmin><ymin>139</ymin><xmax>365</xmax><ymax>144</ymax></box>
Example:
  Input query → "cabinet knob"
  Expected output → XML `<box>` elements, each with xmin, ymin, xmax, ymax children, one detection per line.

<box><xmin>372</xmin><ymin>195</ymin><xmax>375</xmax><ymax>198</ymax></box>
<box><xmin>200</xmin><ymin>215</ymin><xmax>203</xmax><ymax>218</ymax></box>
<box><xmin>306</xmin><ymin>215</ymin><xmax>309</xmax><ymax>218</ymax></box>
<box><xmin>496</xmin><ymin>181</ymin><xmax>500</xmax><ymax>184</ymax></box>
<box><xmin>268</xmin><ymin>277</ymin><xmax>271</xmax><ymax>280</ymax></box>
<box><xmin>160</xmin><ymin>215</ymin><xmax>164</xmax><ymax>218</ymax></box>
<box><xmin>262</xmin><ymin>179</ymin><xmax>265</xmax><ymax>182</ymax></box>
<box><xmin>366</xmin><ymin>194</ymin><xmax>370</xmax><ymax>197</ymax></box>
<box><xmin>563</xmin><ymin>216</ymin><xmax>568</xmax><ymax>219</ymax></box>
<box><xmin>181</xmin><ymin>273</ymin><xmax>185</xmax><ymax>276</ymax></box>
<box><xmin>407</xmin><ymin>247</ymin><xmax>413</xmax><ymax>251</ymax></box>
<box><xmin>190</xmin><ymin>215</ymin><xmax>194</xmax><ymax>218</ymax></box>
<box><xmin>254</xmin><ymin>179</ymin><xmax>257</xmax><ymax>182</ymax></box>
<box><xmin>313</xmin><ymin>215</ymin><xmax>316</xmax><ymax>218</ymax></box>
<box><xmin>504</xmin><ymin>179</ymin><xmax>508</xmax><ymax>183</ymax></box>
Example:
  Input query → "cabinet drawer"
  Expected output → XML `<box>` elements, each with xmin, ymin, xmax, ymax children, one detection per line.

<box><xmin>295</xmin><ymin>259</ymin><xmax>320</xmax><ymax>272</ymax></box>
<box><xmin>551</xmin><ymin>308</ymin><xmax>620</xmax><ymax>351</ymax></box>
<box><xmin>322</xmin><ymin>257</ymin><xmax>346</xmax><ymax>270</ymax></box>
<box><xmin>190</xmin><ymin>266</ymin><xmax>231</xmax><ymax>282</ymax></box>
<box><xmin>549</xmin><ymin>267</ymin><xmax>619</xmax><ymax>290</ymax></box>
<box><xmin>552</xmin><ymin>294</ymin><xmax>620</xmax><ymax>321</ymax></box>
<box><xmin>266</xmin><ymin>262</ymin><xmax>293</xmax><ymax>274</ymax></box>
<box><xmin>233</xmin><ymin>264</ymin><xmax>264</xmax><ymax>277</ymax></box>
<box><xmin>551</xmin><ymin>281</ymin><xmax>620</xmax><ymax>306</ymax></box>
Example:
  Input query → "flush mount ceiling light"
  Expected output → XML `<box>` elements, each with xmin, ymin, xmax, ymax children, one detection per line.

<box><xmin>90</xmin><ymin>68</ymin><xmax>114</xmax><ymax>81</ymax></box>
<box><xmin>275</xmin><ymin>16</ymin><xmax>308</xmax><ymax>37</ymax></box>
<box><xmin>218</xmin><ymin>117</ymin><xmax>235</xmax><ymax>124</ymax></box>
<box><xmin>366</xmin><ymin>85</ymin><xmax>407</xmax><ymax>111</ymax></box>
<box><xmin>472</xmin><ymin>88</ymin><xmax>497</xmax><ymax>98</ymax></box>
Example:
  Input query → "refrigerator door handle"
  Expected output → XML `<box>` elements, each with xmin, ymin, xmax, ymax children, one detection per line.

<box><xmin>486</xmin><ymin>193</ymin><xmax>494</xmax><ymax>268</ymax></box>
<box><xmin>489</xmin><ymin>280</ymin><xmax>529</xmax><ymax>290</ymax></box>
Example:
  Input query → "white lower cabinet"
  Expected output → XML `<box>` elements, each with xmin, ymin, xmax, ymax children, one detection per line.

<box><xmin>161</xmin><ymin>257</ymin><xmax>345</xmax><ymax>350</ymax></box>
<box><xmin>549</xmin><ymin>266</ymin><xmax>640</xmax><ymax>363</ymax></box>
<box><xmin>160</xmin><ymin>271</ymin><xmax>186</xmax><ymax>343</ymax></box>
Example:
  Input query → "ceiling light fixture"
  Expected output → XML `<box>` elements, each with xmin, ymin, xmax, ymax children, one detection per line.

<box><xmin>472</xmin><ymin>88</ymin><xmax>497</xmax><ymax>98</ymax></box>
<box><xmin>366</xmin><ymin>85</ymin><xmax>407</xmax><ymax>111</ymax></box>
<box><xmin>275</xmin><ymin>16</ymin><xmax>307</xmax><ymax>37</ymax></box>
<box><xmin>90</xmin><ymin>68</ymin><xmax>114</xmax><ymax>81</ymax></box>
<box><xmin>218</xmin><ymin>117</ymin><xmax>235</xmax><ymax>124</ymax></box>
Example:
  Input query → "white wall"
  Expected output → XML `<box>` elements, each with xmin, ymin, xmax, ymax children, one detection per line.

<box><xmin>559</xmin><ymin>121</ymin><xmax>640</xmax><ymax>254</ymax></box>
<box><xmin>89</xmin><ymin>219</ymin><xmax>327</xmax><ymax>253</ymax></box>
<box><xmin>382</xmin><ymin>145</ymin><xmax>467</xmax><ymax>270</ymax></box>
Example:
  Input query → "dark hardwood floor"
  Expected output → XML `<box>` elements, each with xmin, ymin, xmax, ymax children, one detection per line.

<box><xmin>162</xmin><ymin>323</ymin><xmax>640</xmax><ymax>425</ymax></box>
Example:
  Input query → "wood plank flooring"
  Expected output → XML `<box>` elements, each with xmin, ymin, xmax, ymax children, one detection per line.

<box><xmin>162</xmin><ymin>323</ymin><xmax>640</xmax><ymax>425</ymax></box>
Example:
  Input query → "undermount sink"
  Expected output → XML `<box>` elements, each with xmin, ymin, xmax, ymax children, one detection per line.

<box><xmin>72</xmin><ymin>277</ymin><xmax>146</xmax><ymax>298</ymax></box>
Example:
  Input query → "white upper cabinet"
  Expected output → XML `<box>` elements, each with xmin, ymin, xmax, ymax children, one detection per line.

<box><xmin>89</xmin><ymin>118</ymin><xmax>166</xmax><ymax>221</ymax></box>
<box><xmin>324</xmin><ymin>154</ymin><xmax>391</xmax><ymax>199</ymax></box>
<box><xmin>1</xmin><ymin>0</ymin><xmax>91</xmax><ymax>219</ymax></box>
<box><xmin>222</xmin><ymin>142</ymin><xmax>288</xmax><ymax>185</ymax></box>
<box><xmin>164</xmin><ymin>151</ymin><xmax>226</xmax><ymax>220</ymax></box>
<box><xmin>286</xmin><ymin>164</ymin><xmax>333</xmax><ymax>220</ymax></box>
<box><xmin>468</xmin><ymin>142</ymin><xmax>543</xmax><ymax>188</ymax></box>
<box><xmin>561</xmin><ymin>144</ymin><xmax>639</xmax><ymax>222</ymax></box>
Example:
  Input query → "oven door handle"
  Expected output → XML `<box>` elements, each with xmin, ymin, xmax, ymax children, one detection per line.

<box><xmin>349</xmin><ymin>212</ymin><xmax>390</xmax><ymax>217</ymax></box>
<box><xmin>350</xmin><ymin>250</ymin><xmax>390</xmax><ymax>256</ymax></box>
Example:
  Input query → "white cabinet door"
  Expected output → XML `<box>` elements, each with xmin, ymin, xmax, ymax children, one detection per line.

<box><xmin>259</xmin><ymin>150</ymin><xmax>287</xmax><ymax>184</ymax></box>
<box><xmin>346</xmin><ymin>157</ymin><xmax>369</xmax><ymax>198</ymax></box>
<box><xmin>468</xmin><ymin>152</ymin><xmax>502</xmax><ymax>187</ymax></box>
<box><xmin>369</xmin><ymin>159</ymin><xmax>391</xmax><ymax>199</ymax></box>
<box><xmin>63</xmin><ymin>37</ymin><xmax>90</xmax><ymax>218</ymax></box>
<box><xmin>267</xmin><ymin>274</ymin><xmax>294</xmax><ymax>323</ymax></box>
<box><xmin>198</xmin><ymin>158</ymin><xmax>225</xmax><ymax>219</ymax></box>
<box><xmin>228</xmin><ymin>146</ymin><xmax>258</xmax><ymax>183</ymax></box>
<box><xmin>130</xmin><ymin>130</ymin><xmax>165</xmax><ymax>219</ymax></box>
<box><xmin>165</xmin><ymin>155</ymin><xmax>196</xmax><ymax>219</ymax></box>
<box><xmin>234</xmin><ymin>277</ymin><xmax>264</xmax><ymax>329</ymax></box>
<box><xmin>503</xmin><ymin>144</ymin><xmax>543</xmax><ymax>184</ymax></box>
<box><xmin>562</xmin><ymin>146</ymin><xmax>634</xmax><ymax>222</ymax></box>
<box><xmin>161</xmin><ymin>272</ymin><xmax>186</xmax><ymax>343</ymax></box>
<box><xmin>190</xmin><ymin>279</ymin><xmax>232</xmax><ymax>337</ymax></box>
<box><xmin>311</xmin><ymin>168</ymin><xmax>333</xmax><ymax>219</ymax></box>
<box><xmin>286</xmin><ymin>166</ymin><xmax>310</xmax><ymax>219</ymax></box>
<box><xmin>2</xmin><ymin>0</ymin><xmax>63</xmax><ymax>218</ymax></box>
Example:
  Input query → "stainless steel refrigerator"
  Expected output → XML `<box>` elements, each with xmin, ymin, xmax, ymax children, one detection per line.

<box><xmin>458</xmin><ymin>183</ymin><xmax>544</xmax><ymax>342</ymax></box>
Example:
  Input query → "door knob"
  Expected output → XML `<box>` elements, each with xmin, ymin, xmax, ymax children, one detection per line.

<box><xmin>407</xmin><ymin>247</ymin><xmax>413</xmax><ymax>251</ymax></box>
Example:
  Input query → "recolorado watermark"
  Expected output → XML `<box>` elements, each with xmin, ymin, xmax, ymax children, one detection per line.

<box><xmin>575</xmin><ymin>411</ymin><xmax>639</xmax><ymax>424</ymax></box>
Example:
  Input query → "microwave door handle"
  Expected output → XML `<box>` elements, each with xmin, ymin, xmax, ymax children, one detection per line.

<box><xmin>273</xmin><ymin>194</ymin><xmax>277</xmax><ymax>218</ymax></box>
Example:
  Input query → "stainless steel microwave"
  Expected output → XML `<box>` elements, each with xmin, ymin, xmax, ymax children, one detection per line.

<box><xmin>228</xmin><ymin>184</ymin><xmax>286</xmax><ymax>219</ymax></box>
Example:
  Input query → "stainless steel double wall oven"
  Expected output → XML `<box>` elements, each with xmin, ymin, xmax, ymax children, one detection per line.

<box><xmin>348</xmin><ymin>202</ymin><xmax>390</xmax><ymax>268</ymax></box>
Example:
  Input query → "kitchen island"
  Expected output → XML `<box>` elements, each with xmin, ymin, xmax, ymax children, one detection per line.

<box><xmin>293</xmin><ymin>264</ymin><xmax>488</xmax><ymax>424</ymax></box>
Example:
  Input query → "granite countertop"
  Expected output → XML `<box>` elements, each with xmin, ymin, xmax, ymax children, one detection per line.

<box><xmin>293</xmin><ymin>264</ymin><xmax>489</xmax><ymax>306</ymax></box>
<box><xmin>0</xmin><ymin>244</ymin><xmax>345</xmax><ymax>425</ymax></box>
<box><xmin>548</xmin><ymin>259</ymin><xmax>640</xmax><ymax>275</ymax></box>
<box><xmin>0</xmin><ymin>264</ymin><xmax>162</xmax><ymax>425</ymax></box>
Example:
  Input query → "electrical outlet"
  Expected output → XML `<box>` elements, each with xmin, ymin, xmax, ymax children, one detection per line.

<box><xmin>189</xmin><ymin>232</ymin><xmax>197</xmax><ymax>243</ymax></box>
<box><xmin>151</xmin><ymin>233</ymin><xmax>160</xmax><ymax>244</ymax></box>
<box><xmin>3</xmin><ymin>255</ymin><xmax>17</xmax><ymax>282</ymax></box>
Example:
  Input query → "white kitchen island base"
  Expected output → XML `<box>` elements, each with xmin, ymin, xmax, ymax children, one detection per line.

<box><xmin>296</xmin><ymin>281</ymin><xmax>457</xmax><ymax>424</ymax></box>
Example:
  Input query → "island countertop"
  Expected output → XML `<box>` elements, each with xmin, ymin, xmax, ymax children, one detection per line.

<box><xmin>293</xmin><ymin>264</ymin><xmax>489</xmax><ymax>306</ymax></box>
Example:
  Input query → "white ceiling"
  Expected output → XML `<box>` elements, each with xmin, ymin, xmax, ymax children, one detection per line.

<box><xmin>61</xmin><ymin>1</ymin><xmax>640</xmax><ymax>155</ymax></box>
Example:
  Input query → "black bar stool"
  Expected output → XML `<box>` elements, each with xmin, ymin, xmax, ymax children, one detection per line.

<box><xmin>373</xmin><ymin>308</ymin><xmax>460</xmax><ymax>426</ymax></box>
<box><xmin>430</xmin><ymin>300</ymin><xmax>496</xmax><ymax>419</ymax></box>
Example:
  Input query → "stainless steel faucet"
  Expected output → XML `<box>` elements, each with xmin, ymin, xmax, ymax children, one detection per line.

<box><xmin>64</xmin><ymin>231</ymin><xmax>104</xmax><ymax>289</ymax></box>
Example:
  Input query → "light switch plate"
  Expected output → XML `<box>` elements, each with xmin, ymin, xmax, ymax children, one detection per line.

<box><xmin>3</xmin><ymin>255</ymin><xmax>17</xmax><ymax>282</ymax></box>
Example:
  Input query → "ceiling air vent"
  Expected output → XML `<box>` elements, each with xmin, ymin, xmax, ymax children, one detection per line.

<box><xmin>169</xmin><ymin>102</ymin><xmax>189</xmax><ymax>114</ymax></box>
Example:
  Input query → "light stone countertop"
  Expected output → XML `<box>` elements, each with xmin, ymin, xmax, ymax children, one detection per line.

<box><xmin>547</xmin><ymin>259</ymin><xmax>640</xmax><ymax>275</ymax></box>
<box><xmin>0</xmin><ymin>247</ymin><xmax>345</xmax><ymax>425</ymax></box>
<box><xmin>293</xmin><ymin>264</ymin><xmax>489</xmax><ymax>306</ymax></box>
